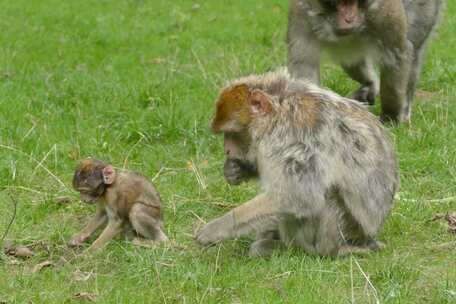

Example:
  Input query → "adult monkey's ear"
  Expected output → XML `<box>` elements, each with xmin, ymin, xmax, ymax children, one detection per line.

<box><xmin>249</xmin><ymin>89</ymin><xmax>273</xmax><ymax>115</ymax></box>
<box><xmin>102</xmin><ymin>165</ymin><xmax>116</xmax><ymax>184</ymax></box>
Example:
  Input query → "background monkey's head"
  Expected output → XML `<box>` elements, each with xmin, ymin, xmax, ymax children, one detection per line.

<box><xmin>308</xmin><ymin>0</ymin><xmax>374</xmax><ymax>39</ymax></box>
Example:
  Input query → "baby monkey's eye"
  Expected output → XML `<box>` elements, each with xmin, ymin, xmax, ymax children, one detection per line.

<box><xmin>358</xmin><ymin>0</ymin><xmax>368</xmax><ymax>7</ymax></box>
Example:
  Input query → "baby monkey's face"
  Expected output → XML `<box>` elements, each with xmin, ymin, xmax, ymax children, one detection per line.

<box><xmin>73</xmin><ymin>159</ymin><xmax>107</xmax><ymax>204</ymax></box>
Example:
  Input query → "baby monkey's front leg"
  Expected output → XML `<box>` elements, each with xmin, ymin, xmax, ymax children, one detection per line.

<box><xmin>68</xmin><ymin>205</ymin><xmax>107</xmax><ymax>247</ymax></box>
<box><xmin>87</xmin><ymin>218</ymin><xmax>124</xmax><ymax>251</ymax></box>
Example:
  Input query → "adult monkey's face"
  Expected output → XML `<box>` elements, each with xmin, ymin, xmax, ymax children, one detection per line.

<box><xmin>318</xmin><ymin>0</ymin><xmax>371</xmax><ymax>36</ymax></box>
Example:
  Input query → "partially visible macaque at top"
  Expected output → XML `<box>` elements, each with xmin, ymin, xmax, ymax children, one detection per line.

<box><xmin>288</xmin><ymin>0</ymin><xmax>445</xmax><ymax>123</ymax></box>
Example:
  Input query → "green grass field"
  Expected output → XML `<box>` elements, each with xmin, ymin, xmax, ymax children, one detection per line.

<box><xmin>1</xmin><ymin>0</ymin><xmax>455</xmax><ymax>303</ymax></box>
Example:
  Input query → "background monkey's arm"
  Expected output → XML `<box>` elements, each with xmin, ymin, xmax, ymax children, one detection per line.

<box><xmin>287</xmin><ymin>0</ymin><xmax>321</xmax><ymax>82</ymax></box>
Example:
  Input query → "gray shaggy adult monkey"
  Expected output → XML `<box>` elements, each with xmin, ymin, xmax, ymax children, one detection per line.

<box><xmin>196</xmin><ymin>70</ymin><xmax>399</xmax><ymax>257</ymax></box>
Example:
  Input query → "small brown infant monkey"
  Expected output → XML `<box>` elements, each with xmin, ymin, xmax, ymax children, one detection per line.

<box><xmin>70</xmin><ymin>158</ymin><xmax>168</xmax><ymax>251</ymax></box>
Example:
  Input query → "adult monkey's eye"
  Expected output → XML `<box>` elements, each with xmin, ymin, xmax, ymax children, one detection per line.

<box><xmin>320</xmin><ymin>0</ymin><xmax>337</xmax><ymax>9</ymax></box>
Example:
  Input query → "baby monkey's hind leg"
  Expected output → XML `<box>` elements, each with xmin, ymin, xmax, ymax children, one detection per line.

<box><xmin>129</xmin><ymin>203</ymin><xmax>168</xmax><ymax>243</ymax></box>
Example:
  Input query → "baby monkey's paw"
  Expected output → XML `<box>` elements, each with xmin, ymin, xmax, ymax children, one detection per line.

<box><xmin>68</xmin><ymin>234</ymin><xmax>88</xmax><ymax>247</ymax></box>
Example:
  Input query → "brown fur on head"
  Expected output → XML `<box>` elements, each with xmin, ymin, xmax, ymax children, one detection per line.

<box><xmin>211</xmin><ymin>84</ymin><xmax>273</xmax><ymax>134</ymax></box>
<box><xmin>73</xmin><ymin>158</ymin><xmax>116</xmax><ymax>203</ymax></box>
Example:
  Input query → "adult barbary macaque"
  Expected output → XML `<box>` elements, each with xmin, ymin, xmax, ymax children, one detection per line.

<box><xmin>196</xmin><ymin>70</ymin><xmax>399</xmax><ymax>257</ymax></box>
<box><xmin>70</xmin><ymin>159</ymin><xmax>168</xmax><ymax>251</ymax></box>
<box><xmin>287</xmin><ymin>0</ymin><xmax>444</xmax><ymax>123</ymax></box>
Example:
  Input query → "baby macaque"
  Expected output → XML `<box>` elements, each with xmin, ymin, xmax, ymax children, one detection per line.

<box><xmin>70</xmin><ymin>159</ymin><xmax>168</xmax><ymax>251</ymax></box>
<box><xmin>196</xmin><ymin>69</ymin><xmax>399</xmax><ymax>257</ymax></box>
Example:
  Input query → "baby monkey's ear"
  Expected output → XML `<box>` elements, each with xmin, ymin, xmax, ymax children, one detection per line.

<box><xmin>102</xmin><ymin>165</ymin><xmax>116</xmax><ymax>184</ymax></box>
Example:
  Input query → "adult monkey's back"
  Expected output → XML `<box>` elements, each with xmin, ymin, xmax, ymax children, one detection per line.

<box><xmin>287</xmin><ymin>0</ymin><xmax>445</xmax><ymax>123</ymax></box>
